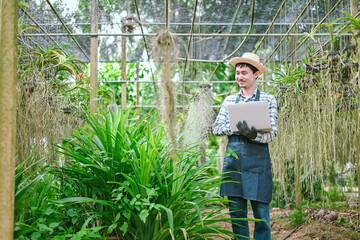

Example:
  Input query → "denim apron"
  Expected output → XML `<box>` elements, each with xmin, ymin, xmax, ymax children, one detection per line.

<box><xmin>220</xmin><ymin>89</ymin><xmax>273</xmax><ymax>203</ymax></box>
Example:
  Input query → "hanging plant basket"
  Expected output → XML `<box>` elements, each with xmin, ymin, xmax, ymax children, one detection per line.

<box><xmin>62</xmin><ymin>107</ymin><xmax>73</xmax><ymax>114</ymax></box>
<box><xmin>344</xmin><ymin>44</ymin><xmax>356</xmax><ymax>59</ymax></box>
<box><xmin>23</xmin><ymin>81</ymin><xmax>37</xmax><ymax>93</ymax></box>
<box><xmin>279</xmin><ymin>83</ymin><xmax>293</xmax><ymax>94</ymax></box>
<box><xmin>199</xmin><ymin>83</ymin><xmax>211</xmax><ymax>89</ymax></box>
<box><xmin>327</xmin><ymin>51</ymin><xmax>340</xmax><ymax>69</ymax></box>
<box><xmin>305</xmin><ymin>62</ymin><xmax>327</xmax><ymax>74</ymax></box>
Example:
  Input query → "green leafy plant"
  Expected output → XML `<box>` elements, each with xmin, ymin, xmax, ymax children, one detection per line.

<box><xmin>56</xmin><ymin>105</ymin><xmax>235</xmax><ymax>239</ymax></box>
<box><xmin>336</xmin><ymin>11</ymin><xmax>360</xmax><ymax>39</ymax></box>
<box><xmin>14</xmin><ymin>152</ymin><xmax>105</xmax><ymax>240</ymax></box>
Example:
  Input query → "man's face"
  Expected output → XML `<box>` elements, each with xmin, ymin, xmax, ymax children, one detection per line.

<box><xmin>235</xmin><ymin>65</ymin><xmax>259</xmax><ymax>90</ymax></box>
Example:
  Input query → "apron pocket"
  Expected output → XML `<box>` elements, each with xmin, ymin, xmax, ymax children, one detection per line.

<box><xmin>223</xmin><ymin>142</ymin><xmax>244</xmax><ymax>171</ymax></box>
<box><xmin>242</xmin><ymin>155</ymin><xmax>266</xmax><ymax>173</ymax></box>
<box><xmin>242</xmin><ymin>143</ymin><xmax>268</xmax><ymax>174</ymax></box>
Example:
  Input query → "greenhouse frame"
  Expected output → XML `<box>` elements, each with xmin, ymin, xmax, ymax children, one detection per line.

<box><xmin>1</xmin><ymin>0</ymin><xmax>360</xmax><ymax>239</ymax></box>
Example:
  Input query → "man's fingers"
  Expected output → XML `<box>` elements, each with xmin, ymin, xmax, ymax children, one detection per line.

<box><xmin>242</xmin><ymin>120</ymin><xmax>250</xmax><ymax>129</ymax></box>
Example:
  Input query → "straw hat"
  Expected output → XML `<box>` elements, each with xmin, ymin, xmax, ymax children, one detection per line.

<box><xmin>229</xmin><ymin>52</ymin><xmax>267</xmax><ymax>74</ymax></box>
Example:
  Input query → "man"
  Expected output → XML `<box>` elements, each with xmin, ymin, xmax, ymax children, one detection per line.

<box><xmin>213</xmin><ymin>52</ymin><xmax>278</xmax><ymax>240</ymax></box>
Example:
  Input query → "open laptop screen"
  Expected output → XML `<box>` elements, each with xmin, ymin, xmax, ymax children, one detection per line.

<box><xmin>227</xmin><ymin>101</ymin><xmax>272</xmax><ymax>132</ymax></box>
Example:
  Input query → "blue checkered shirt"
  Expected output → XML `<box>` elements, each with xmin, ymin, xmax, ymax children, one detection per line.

<box><xmin>212</xmin><ymin>88</ymin><xmax>278</xmax><ymax>143</ymax></box>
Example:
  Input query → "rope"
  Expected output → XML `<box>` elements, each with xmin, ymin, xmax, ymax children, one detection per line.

<box><xmin>165</xmin><ymin>0</ymin><xmax>170</xmax><ymax>30</ymax></box>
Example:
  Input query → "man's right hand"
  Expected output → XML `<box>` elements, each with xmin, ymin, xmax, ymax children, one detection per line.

<box><xmin>233</xmin><ymin>120</ymin><xmax>258</xmax><ymax>139</ymax></box>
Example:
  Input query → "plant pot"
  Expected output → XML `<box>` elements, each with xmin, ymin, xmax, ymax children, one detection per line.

<box><xmin>199</xmin><ymin>84</ymin><xmax>211</xmax><ymax>89</ymax></box>
<box><xmin>62</xmin><ymin>107</ymin><xmax>73</xmax><ymax>114</ymax></box>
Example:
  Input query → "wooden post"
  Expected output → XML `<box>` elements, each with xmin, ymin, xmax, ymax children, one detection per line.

<box><xmin>350</xmin><ymin>0</ymin><xmax>359</xmax><ymax>42</ymax></box>
<box><xmin>349</xmin><ymin>0</ymin><xmax>360</xmax><ymax>213</ymax></box>
<box><xmin>262</xmin><ymin>72</ymin><xmax>266</xmax><ymax>92</ymax></box>
<box><xmin>90</xmin><ymin>0</ymin><xmax>99</xmax><ymax>113</ymax></box>
<box><xmin>0</xmin><ymin>1</ymin><xmax>18</xmax><ymax>239</ymax></box>
<box><xmin>121</xmin><ymin>24</ymin><xmax>127</xmax><ymax>109</ymax></box>
<box><xmin>350</xmin><ymin>0</ymin><xmax>359</xmax><ymax>18</ymax></box>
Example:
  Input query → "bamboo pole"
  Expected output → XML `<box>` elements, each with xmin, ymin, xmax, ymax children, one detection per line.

<box><xmin>350</xmin><ymin>0</ymin><xmax>359</xmax><ymax>40</ymax></box>
<box><xmin>121</xmin><ymin>24</ymin><xmax>127</xmax><ymax>109</ymax></box>
<box><xmin>90</xmin><ymin>0</ymin><xmax>99</xmax><ymax>112</ymax></box>
<box><xmin>350</xmin><ymin>0</ymin><xmax>360</xmax><ymax>215</ymax></box>
<box><xmin>136</xmin><ymin>62</ymin><xmax>140</xmax><ymax>107</ymax></box>
<box><xmin>290</xmin><ymin>28</ymin><xmax>296</xmax><ymax>70</ymax></box>
<box><xmin>262</xmin><ymin>72</ymin><xmax>266</xmax><ymax>92</ymax></box>
<box><xmin>0</xmin><ymin>1</ymin><xmax>18</xmax><ymax>239</ymax></box>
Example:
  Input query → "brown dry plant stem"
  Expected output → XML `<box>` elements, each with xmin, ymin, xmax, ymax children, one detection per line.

<box><xmin>183</xmin><ymin>84</ymin><xmax>215</xmax><ymax>165</ymax></box>
<box><xmin>153</xmin><ymin>30</ymin><xmax>179</xmax><ymax>166</ymax></box>
<box><xmin>16</xmin><ymin>71</ymin><xmax>83</xmax><ymax>166</ymax></box>
<box><xmin>271</xmin><ymin>60</ymin><xmax>360</xmax><ymax>206</ymax></box>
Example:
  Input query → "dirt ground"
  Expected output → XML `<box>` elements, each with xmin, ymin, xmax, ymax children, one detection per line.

<box><xmin>213</xmin><ymin>208</ymin><xmax>360</xmax><ymax>240</ymax></box>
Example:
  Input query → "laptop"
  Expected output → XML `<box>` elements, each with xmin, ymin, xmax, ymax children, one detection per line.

<box><xmin>228</xmin><ymin>101</ymin><xmax>272</xmax><ymax>132</ymax></box>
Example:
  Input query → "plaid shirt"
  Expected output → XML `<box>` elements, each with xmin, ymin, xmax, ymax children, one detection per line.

<box><xmin>213</xmin><ymin>88</ymin><xmax>278</xmax><ymax>144</ymax></box>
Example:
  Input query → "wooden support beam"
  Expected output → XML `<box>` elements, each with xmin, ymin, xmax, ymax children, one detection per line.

<box><xmin>0</xmin><ymin>1</ymin><xmax>18</xmax><ymax>239</ymax></box>
<box><xmin>90</xmin><ymin>0</ymin><xmax>99</xmax><ymax>112</ymax></box>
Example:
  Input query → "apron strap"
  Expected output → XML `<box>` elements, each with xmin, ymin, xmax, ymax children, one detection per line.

<box><xmin>235</xmin><ymin>88</ymin><xmax>261</xmax><ymax>103</ymax></box>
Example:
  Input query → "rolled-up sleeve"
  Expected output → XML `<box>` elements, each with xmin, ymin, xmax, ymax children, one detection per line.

<box><xmin>212</xmin><ymin>97</ymin><xmax>232</xmax><ymax>136</ymax></box>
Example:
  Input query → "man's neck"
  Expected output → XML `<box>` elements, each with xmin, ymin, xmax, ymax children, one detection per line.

<box><xmin>241</xmin><ymin>86</ymin><xmax>256</xmax><ymax>98</ymax></box>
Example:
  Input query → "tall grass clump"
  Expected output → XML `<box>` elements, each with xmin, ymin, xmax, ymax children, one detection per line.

<box><xmin>56</xmin><ymin>106</ymin><xmax>233</xmax><ymax>239</ymax></box>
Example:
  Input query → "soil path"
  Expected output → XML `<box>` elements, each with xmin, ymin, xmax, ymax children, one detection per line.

<box><xmin>213</xmin><ymin>208</ymin><xmax>360</xmax><ymax>240</ymax></box>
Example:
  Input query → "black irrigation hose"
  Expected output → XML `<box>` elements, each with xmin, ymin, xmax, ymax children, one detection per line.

<box><xmin>282</xmin><ymin>224</ymin><xmax>301</xmax><ymax>240</ymax></box>
<box><xmin>45</xmin><ymin>0</ymin><xmax>90</xmax><ymax>61</ymax></box>
<box><xmin>21</xmin><ymin>8</ymin><xmax>63</xmax><ymax>50</ymax></box>
<box><xmin>254</xmin><ymin>0</ymin><xmax>288</xmax><ymax>54</ymax></box>
<box><xmin>182</xmin><ymin>0</ymin><xmax>198</xmax><ymax>81</ymax></box>
<box><xmin>134</xmin><ymin>0</ymin><xmax>157</xmax><ymax>94</ymax></box>
<box><xmin>50</xmin><ymin>0</ymin><xmax>124</xmax><ymax>104</ymax></box>
<box><xmin>265</xmin><ymin>0</ymin><xmax>313</xmax><ymax>63</ymax></box>
<box><xmin>281</xmin><ymin>0</ymin><xmax>343</xmax><ymax>65</ymax></box>
<box><xmin>209</xmin><ymin>0</ymin><xmax>256</xmax><ymax>82</ymax></box>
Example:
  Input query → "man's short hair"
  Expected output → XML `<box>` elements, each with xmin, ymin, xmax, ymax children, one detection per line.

<box><xmin>235</xmin><ymin>62</ymin><xmax>259</xmax><ymax>74</ymax></box>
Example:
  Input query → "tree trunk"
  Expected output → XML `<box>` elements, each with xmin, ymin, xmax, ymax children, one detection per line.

<box><xmin>0</xmin><ymin>1</ymin><xmax>18</xmax><ymax>239</ymax></box>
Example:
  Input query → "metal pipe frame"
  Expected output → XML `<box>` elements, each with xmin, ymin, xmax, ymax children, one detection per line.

<box><xmin>22</xmin><ymin>32</ymin><xmax>351</xmax><ymax>37</ymax></box>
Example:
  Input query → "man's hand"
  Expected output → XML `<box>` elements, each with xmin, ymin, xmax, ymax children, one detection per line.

<box><xmin>233</xmin><ymin>120</ymin><xmax>258</xmax><ymax>139</ymax></box>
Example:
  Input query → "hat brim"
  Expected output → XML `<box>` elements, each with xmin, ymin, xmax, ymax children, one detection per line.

<box><xmin>230</xmin><ymin>57</ymin><xmax>267</xmax><ymax>74</ymax></box>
